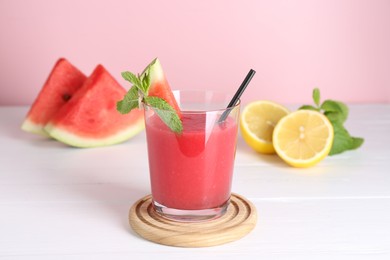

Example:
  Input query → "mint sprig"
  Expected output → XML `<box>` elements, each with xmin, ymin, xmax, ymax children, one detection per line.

<box><xmin>116</xmin><ymin>64</ymin><xmax>182</xmax><ymax>134</ymax></box>
<box><xmin>299</xmin><ymin>88</ymin><xmax>364</xmax><ymax>155</ymax></box>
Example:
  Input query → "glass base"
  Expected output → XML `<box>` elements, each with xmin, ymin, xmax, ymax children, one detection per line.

<box><xmin>152</xmin><ymin>199</ymin><xmax>230</xmax><ymax>222</ymax></box>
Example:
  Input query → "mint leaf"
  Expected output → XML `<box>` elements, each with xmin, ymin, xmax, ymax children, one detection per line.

<box><xmin>329</xmin><ymin>122</ymin><xmax>353</xmax><ymax>155</ymax></box>
<box><xmin>299</xmin><ymin>105</ymin><xmax>320</xmax><ymax>111</ymax></box>
<box><xmin>141</xmin><ymin>72</ymin><xmax>150</xmax><ymax>94</ymax></box>
<box><xmin>321</xmin><ymin>100</ymin><xmax>348</xmax><ymax>123</ymax></box>
<box><xmin>351</xmin><ymin>137</ymin><xmax>364</xmax><ymax>150</ymax></box>
<box><xmin>144</xmin><ymin>96</ymin><xmax>183</xmax><ymax>133</ymax></box>
<box><xmin>329</xmin><ymin>123</ymin><xmax>363</xmax><ymax>156</ymax></box>
<box><xmin>300</xmin><ymin>88</ymin><xmax>364</xmax><ymax>156</ymax></box>
<box><xmin>324</xmin><ymin>111</ymin><xmax>343</xmax><ymax>124</ymax></box>
<box><xmin>313</xmin><ymin>88</ymin><xmax>321</xmax><ymax>107</ymax></box>
<box><xmin>121</xmin><ymin>71</ymin><xmax>145</xmax><ymax>94</ymax></box>
<box><xmin>117</xmin><ymin>86</ymin><xmax>139</xmax><ymax>114</ymax></box>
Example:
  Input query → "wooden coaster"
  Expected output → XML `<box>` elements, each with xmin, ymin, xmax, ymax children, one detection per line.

<box><xmin>129</xmin><ymin>193</ymin><xmax>257</xmax><ymax>247</ymax></box>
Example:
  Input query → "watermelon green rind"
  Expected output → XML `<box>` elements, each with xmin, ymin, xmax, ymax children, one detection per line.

<box><xmin>21</xmin><ymin>118</ymin><xmax>47</xmax><ymax>136</ymax></box>
<box><xmin>143</xmin><ymin>58</ymin><xmax>181</xmax><ymax>115</ymax></box>
<box><xmin>143</xmin><ymin>58</ymin><xmax>163</xmax><ymax>85</ymax></box>
<box><xmin>44</xmin><ymin>64</ymin><xmax>145</xmax><ymax>148</ymax></box>
<box><xmin>44</xmin><ymin>118</ymin><xmax>144</xmax><ymax>148</ymax></box>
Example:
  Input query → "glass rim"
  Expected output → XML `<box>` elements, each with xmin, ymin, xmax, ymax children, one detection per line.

<box><xmin>144</xmin><ymin>89</ymin><xmax>241</xmax><ymax>114</ymax></box>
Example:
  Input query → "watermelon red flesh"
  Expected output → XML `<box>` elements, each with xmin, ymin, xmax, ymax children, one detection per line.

<box><xmin>21</xmin><ymin>58</ymin><xmax>87</xmax><ymax>136</ymax></box>
<box><xmin>146</xmin><ymin>58</ymin><xmax>181</xmax><ymax>115</ymax></box>
<box><xmin>44</xmin><ymin>64</ymin><xmax>144</xmax><ymax>147</ymax></box>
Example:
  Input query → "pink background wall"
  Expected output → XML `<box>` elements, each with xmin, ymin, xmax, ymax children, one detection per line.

<box><xmin>1</xmin><ymin>0</ymin><xmax>389</xmax><ymax>106</ymax></box>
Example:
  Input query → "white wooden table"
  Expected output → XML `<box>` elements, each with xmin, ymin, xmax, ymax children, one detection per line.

<box><xmin>1</xmin><ymin>105</ymin><xmax>389</xmax><ymax>259</ymax></box>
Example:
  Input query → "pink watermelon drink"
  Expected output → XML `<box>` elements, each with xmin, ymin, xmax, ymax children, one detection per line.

<box><xmin>144</xmin><ymin>90</ymin><xmax>240</xmax><ymax>221</ymax></box>
<box><xmin>117</xmin><ymin>59</ymin><xmax>242</xmax><ymax>221</ymax></box>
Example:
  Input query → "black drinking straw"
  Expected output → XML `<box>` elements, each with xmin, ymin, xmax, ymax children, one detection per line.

<box><xmin>218</xmin><ymin>69</ymin><xmax>256</xmax><ymax>122</ymax></box>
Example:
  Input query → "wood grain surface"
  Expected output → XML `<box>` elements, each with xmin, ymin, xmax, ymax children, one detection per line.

<box><xmin>129</xmin><ymin>193</ymin><xmax>257</xmax><ymax>247</ymax></box>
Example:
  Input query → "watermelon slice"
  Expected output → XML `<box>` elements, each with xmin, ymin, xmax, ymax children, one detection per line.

<box><xmin>21</xmin><ymin>58</ymin><xmax>87</xmax><ymax>136</ymax></box>
<box><xmin>44</xmin><ymin>65</ymin><xmax>144</xmax><ymax>148</ymax></box>
<box><xmin>144</xmin><ymin>58</ymin><xmax>181</xmax><ymax>114</ymax></box>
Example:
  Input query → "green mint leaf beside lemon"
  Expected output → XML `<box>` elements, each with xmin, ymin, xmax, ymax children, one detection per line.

<box><xmin>117</xmin><ymin>65</ymin><xmax>183</xmax><ymax>134</ymax></box>
<box><xmin>299</xmin><ymin>88</ymin><xmax>364</xmax><ymax>155</ymax></box>
<box><xmin>313</xmin><ymin>88</ymin><xmax>321</xmax><ymax>107</ymax></box>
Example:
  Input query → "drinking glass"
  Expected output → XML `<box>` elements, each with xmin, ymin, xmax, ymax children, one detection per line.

<box><xmin>144</xmin><ymin>90</ymin><xmax>240</xmax><ymax>222</ymax></box>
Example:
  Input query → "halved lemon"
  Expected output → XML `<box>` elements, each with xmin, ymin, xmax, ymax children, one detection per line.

<box><xmin>240</xmin><ymin>101</ymin><xmax>290</xmax><ymax>154</ymax></box>
<box><xmin>272</xmin><ymin>110</ymin><xmax>334</xmax><ymax>168</ymax></box>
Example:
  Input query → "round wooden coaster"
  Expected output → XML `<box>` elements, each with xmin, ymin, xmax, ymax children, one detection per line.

<box><xmin>129</xmin><ymin>193</ymin><xmax>257</xmax><ymax>247</ymax></box>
